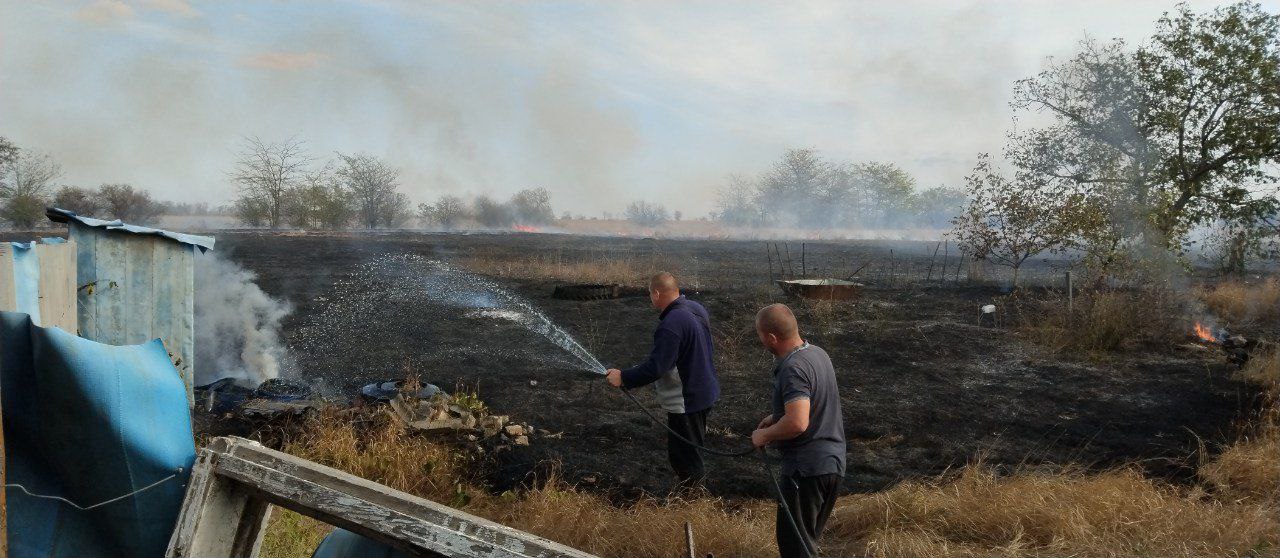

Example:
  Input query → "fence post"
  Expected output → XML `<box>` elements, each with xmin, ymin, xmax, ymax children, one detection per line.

<box><xmin>1066</xmin><ymin>271</ymin><xmax>1074</xmax><ymax>326</ymax></box>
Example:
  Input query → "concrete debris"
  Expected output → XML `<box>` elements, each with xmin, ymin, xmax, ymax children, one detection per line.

<box><xmin>513</xmin><ymin>435</ymin><xmax>529</xmax><ymax>446</ymax></box>
<box><xmin>504</xmin><ymin>425</ymin><xmax>525</xmax><ymax>437</ymax></box>
<box><xmin>386</xmin><ymin>394</ymin><xmax>534</xmax><ymax>447</ymax></box>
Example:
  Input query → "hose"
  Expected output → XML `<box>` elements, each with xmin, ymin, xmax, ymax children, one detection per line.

<box><xmin>619</xmin><ymin>387</ymin><xmax>815</xmax><ymax>558</ymax></box>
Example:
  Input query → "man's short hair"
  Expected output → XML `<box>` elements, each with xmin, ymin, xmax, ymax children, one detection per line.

<box><xmin>649</xmin><ymin>272</ymin><xmax>679</xmax><ymax>294</ymax></box>
<box><xmin>756</xmin><ymin>303</ymin><xmax>799</xmax><ymax>339</ymax></box>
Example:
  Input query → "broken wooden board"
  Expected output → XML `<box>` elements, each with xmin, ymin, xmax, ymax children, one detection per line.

<box><xmin>167</xmin><ymin>436</ymin><xmax>599</xmax><ymax>558</ymax></box>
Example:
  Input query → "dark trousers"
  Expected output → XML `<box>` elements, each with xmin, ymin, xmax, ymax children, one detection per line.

<box><xmin>666</xmin><ymin>408</ymin><xmax>709</xmax><ymax>488</ymax></box>
<box><xmin>776</xmin><ymin>473</ymin><xmax>840</xmax><ymax>557</ymax></box>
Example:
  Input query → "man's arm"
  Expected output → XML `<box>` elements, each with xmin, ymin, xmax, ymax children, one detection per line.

<box><xmin>751</xmin><ymin>398</ymin><xmax>810</xmax><ymax>448</ymax></box>
<box><xmin>611</xmin><ymin>327</ymin><xmax>681</xmax><ymax>389</ymax></box>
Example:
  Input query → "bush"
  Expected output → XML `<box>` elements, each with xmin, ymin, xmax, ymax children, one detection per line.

<box><xmin>1019</xmin><ymin>288</ymin><xmax>1188</xmax><ymax>352</ymax></box>
<box><xmin>1200</xmin><ymin>278</ymin><xmax>1280</xmax><ymax>325</ymax></box>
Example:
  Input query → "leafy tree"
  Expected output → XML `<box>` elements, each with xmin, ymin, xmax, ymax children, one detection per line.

<box><xmin>755</xmin><ymin>149</ymin><xmax>828</xmax><ymax>228</ymax></box>
<box><xmin>419</xmin><ymin>195</ymin><xmax>467</xmax><ymax>230</ymax></box>
<box><xmin>472</xmin><ymin>195</ymin><xmax>513</xmax><ymax>228</ymax></box>
<box><xmin>286</xmin><ymin>164</ymin><xmax>353</xmax><ymax>229</ymax></box>
<box><xmin>509</xmin><ymin>187</ymin><xmax>554</xmax><ymax>225</ymax></box>
<box><xmin>53</xmin><ymin>186</ymin><xmax>102</xmax><ymax>216</ymax></box>
<box><xmin>1010</xmin><ymin>2</ymin><xmax>1280</xmax><ymax>252</ymax></box>
<box><xmin>233</xmin><ymin>195</ymin><xmax>271</xmax><ymax>227</ymax></box>
<box><xmin>624</xmin><ymin>200</ymin><xmax>669</xmax><ymax>227</ymax></box>
<box><xmin>951</xmin><ymin>155</ymin><xmax>1097</xmax><ymax>286</ymax></box>
<box><xmin>0</xmin><ymin>136</ymin><xmax>17</xmax><ymax>167</ymax></box>
<box><xmin>98</xmin><ymin>183</ymin><xmax>161</xmax><ymax>224</ymax></box>
<box><xmin>230</xmin><ymin>136</ymin><xmax>308</xmax><ymax>229</ymax></box>
<box><xmin>1</xmin><ymin>151</ymin><xmax>60</xmax><ymax>229</ymax></box>
<box><xmin>336</xmin><ymin>153</ymin><xmax>404</xmax><ymax>229</ymax></box>
<box><xmin>715</xmin><ymin>174</ymin><xmax>760</xmax><ymax>226</ymax></box>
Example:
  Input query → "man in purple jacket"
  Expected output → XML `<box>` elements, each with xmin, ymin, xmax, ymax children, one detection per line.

<box><xmin>606</xmin><ymin>272</ymin><xmax>720</xmax><ymax>489</ymax></box>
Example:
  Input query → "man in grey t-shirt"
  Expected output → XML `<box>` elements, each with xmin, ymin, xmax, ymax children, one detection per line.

<box><xmin>750</xmin><ymin>303</ymin><xmax>845</xmax><ymax>557</ymax></box>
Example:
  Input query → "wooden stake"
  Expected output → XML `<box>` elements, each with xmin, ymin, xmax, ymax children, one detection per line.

<box><xmin>685</xmin><ymin>522</ymin><xmax>696</xmax><ymax>558</ymax></box>
<box><xmin>801</xmin><ymin>243</ymin><xmax>807</xmax><ymax>278</ymax></box>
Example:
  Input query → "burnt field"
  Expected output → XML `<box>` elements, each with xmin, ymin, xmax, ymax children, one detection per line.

<box><xmin>214</xmin><ymin>230</ymin><xmax>1264</xmax><ymax>499</ymax></box>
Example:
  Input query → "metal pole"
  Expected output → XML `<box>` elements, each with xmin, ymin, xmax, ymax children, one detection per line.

<box><xmin>685</xmin><ymin>522</ymin><xmax>695</xmax><ymax>558</ymax></box>
<box><xmin>1066</xmin><ymin>271</ymin><xmax>1074</xmax><ymax>326</ymax></box>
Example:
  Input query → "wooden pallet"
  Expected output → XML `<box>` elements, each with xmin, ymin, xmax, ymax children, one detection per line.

<box><xmin>167</xmin><ymin>436</ymin><xmax>599</xmax><ymax>558</ymax></box>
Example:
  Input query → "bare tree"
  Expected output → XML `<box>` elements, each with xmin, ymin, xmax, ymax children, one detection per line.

<box><xmin>53</xmin><ymin>186</ymin><xmax>102</xmax><ymax>216</ymax></box>
<box><xmin>98</xmin><ymin>183</ymin><xmax>161</xmax><ymax>224</ymax></box>
<box><xmin>624</xmin><ymin>200</ymin><xmax>669</xmax><ymax>227</ymax></box>
<box><xmin>230</xmin><ymin>136</ymin><xmax>308</xmax><ymax>229</ymax></box>
<box><xmin>336</xmin><ymin>153</ymin><xmax>405</xmax><ymax>229</ymax></box>
<box><xmin>1</xmin><ymin>150</ymin><xmax>60</xmax><ymax>229</ymax></box>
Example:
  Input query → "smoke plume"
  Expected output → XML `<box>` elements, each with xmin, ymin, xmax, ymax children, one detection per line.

<box><xmin>194</xmin><ymin>251</ymin><xmax>291</xmax><ymax>386</ymax></box>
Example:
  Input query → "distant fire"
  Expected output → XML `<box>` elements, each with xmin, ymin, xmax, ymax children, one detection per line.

<box><xmin>1193</xmin><ymin>322</ymin><xmax>1218</xmax><ymax>343</ymax></box>
<box><xmin>512</xmin><ymin>224</ymin><xmax>540</xmax><ymax>233</ymax></box>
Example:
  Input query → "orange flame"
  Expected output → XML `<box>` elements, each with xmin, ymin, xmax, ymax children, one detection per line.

<box><xmin>1193</xmin><ymin>322</ymin><xmax>1217</xmax><ymax>343</ymax></box>
<box><xmin>512</xmin><ymin>224</ymin><xmax>540</xmax><ymax>233</ymax></box>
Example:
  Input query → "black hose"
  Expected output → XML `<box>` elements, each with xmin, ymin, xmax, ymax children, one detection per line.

<box><xmin>619</xmin><ymin>387</ymin><xmax>814</xmax><ymax>557</ymax></box>
<box><xmin>619</xmin><ymin>387</ymin><xmax>755</xmax><ymax>457</ymax></box>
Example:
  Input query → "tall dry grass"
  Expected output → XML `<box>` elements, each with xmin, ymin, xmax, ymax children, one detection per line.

<box><xmin>1019</xmin><ymin>288</ymin><xmax>1187</xmax><ymax>352</ymax></box>
<box><xmin>459</xmin><ymin>253</ymin><xmax>654</xmax><ymax>286</ymax></box>
<box><xmin>261</xmin><ymin>406</ymin><xmax>1279</xmax><ymax>558</ymax></box>
<box><xmin>1200</xmin><ymin>277</ymin><xmax>1280</xmax><ymax>325</ymax></box>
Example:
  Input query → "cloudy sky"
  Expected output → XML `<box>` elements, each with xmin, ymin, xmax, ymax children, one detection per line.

<box><xmin>1</xmin><ymin>0</ymin><xmax>1266</xmax><ymax>216</ymax></box>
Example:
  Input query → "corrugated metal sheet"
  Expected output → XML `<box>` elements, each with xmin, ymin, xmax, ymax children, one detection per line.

<box><xmin>47</xmin><ymin>207</ymin><xmax>215</xmax><ymax>251</ymax></box>
<box><xmin>70</xmin><ymin>223</ymin><xmax>197</xmax><ymax>405</ymax></box>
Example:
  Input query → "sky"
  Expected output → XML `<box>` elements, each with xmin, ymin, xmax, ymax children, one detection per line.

<box><xmin>1</xmin><ymin>0</ymin><xmax>1271</xmax><ymax>216</ymax></box>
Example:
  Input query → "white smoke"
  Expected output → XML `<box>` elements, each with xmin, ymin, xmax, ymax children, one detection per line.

<box><xmin>194</xmin><ymin>251</ymin><xmax>291</xmax><ymax>386</ymax></box>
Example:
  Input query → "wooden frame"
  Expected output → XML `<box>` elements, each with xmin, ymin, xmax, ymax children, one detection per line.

<box><xmin>167</xmin><ymin>436</ymin><xmax>599</xmax><ymax>558</ymax></box>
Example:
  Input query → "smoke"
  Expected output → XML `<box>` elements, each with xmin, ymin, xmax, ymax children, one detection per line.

<box><xmin>194</xmin><ymin>251</ymin><xmax>291</xmax><ymax>386</ymax></box>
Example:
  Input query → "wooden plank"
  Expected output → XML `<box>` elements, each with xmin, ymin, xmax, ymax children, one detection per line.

<box><xmin>0</xmin><ymin>244</ymin><xmax>16</xmax><ymax>313</ymax></box>
<box><xmin>166</xmin><ymin>445</ymin><xmax>269</xmax><ymax>558</ymax></box>
<box><xmin>169</xmin><ymin>437</ymin><xmax>599</xmax><ymax>558</ymax></box>
<box><xmin>35</xmin><ymin>241</ymin><xmax>76</xmax><ymax>333</ymax></box>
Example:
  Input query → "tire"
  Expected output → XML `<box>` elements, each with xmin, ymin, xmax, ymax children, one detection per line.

<box><xmin>552</xmin><ymin>284</ymin><xmax>620</xmax><ymax>300</ymax></box>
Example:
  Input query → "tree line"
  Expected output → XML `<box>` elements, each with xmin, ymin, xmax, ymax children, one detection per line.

<box><xmin>713</xmin><ymin>150</ymin><xmax>966</xmax><ymax>230</ymax></box>
<box><xmin>0</xmin><ymin>137</ymin><xmax>183</xmax><ymax>228</ymax></box>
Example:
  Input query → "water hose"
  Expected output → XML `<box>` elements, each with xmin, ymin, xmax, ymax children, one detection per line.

<box><xmin>619</xmin><ymin>387</ymin><xmax>815</xmax><ymax>558</ymax></box>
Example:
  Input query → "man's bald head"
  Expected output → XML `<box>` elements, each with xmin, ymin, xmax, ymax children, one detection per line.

<box><xmin>649</xmin><ymin>272</ymin><xmax>679</xmax><ymax>294</ymax></box>
<box><xmin>756</xmin><ymin>303</ymin><xmax>799</xmax><ymax>340</ymax></box>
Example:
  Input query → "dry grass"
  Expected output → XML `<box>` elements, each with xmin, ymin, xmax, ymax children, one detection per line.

<box><xmin>1020</xmin><ymin>288</ymin><xmax>1187</xmax><ymax>352</ymax></box>
<box><xmin>460</xmin><ymin>252</ymin><xmax>666</xmax><ymax>287</ymax></box>
<box><xmin>259</xmin><ymin>406</ymin><xmax>1279</xmax><ymax>558</ymax></box>
<box><xmin>1201</xmin><ymin>278</ymin><xmax>1280</xmax><ymax>325</ymax></box>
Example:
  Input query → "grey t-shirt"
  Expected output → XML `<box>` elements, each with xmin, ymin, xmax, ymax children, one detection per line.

<box><xmin>771</xmin><ymin>343</ymin><xmax>846</xmax><ymax>477</ymax></box>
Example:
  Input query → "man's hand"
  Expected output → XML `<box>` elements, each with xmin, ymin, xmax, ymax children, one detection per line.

<box><xmin>606</xmin><ymin>368</ymin><xmax>623</xmax><ymax>388</ymax></box>
<box><xmin>751</xmin><ymin>428</ymin><xmax>769</xmax><ymax>449</ymax></box>
<box><xmin>757</xmin><ymin>414</ymin><xmax>776</xmax><ymax>429</ymax></box>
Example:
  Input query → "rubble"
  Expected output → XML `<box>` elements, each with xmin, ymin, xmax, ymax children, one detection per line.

<box><xmin>384</xmin><ymin>393</ymin><xmax>534</xmax><ymax>448</ymax></box>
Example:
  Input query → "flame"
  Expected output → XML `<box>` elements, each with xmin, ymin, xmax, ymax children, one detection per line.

<box><xmin>1193</xmin><ymin>322</ymin><xmax>1217</xmax><ymax>343</ymax></box>
<box><xmin>512</xmin><ymin>224</ymin><xmax>540</xmax><ymax>233</ymax></box>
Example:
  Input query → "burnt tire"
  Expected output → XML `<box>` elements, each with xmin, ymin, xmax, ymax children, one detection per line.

<box><xmin>552</xmin><ymin>283</ymin><xmax>620</xmax><ymax>300</ymax></box>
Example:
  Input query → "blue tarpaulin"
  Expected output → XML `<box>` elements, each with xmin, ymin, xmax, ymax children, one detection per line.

<box><xmin>1</xmin><ymin>311</ymin><xmax>195</xmax><ymax>557</ymax></box>
<box><xmin>8</xmin><ymin>242</ymin><xmax>41</xmax><ymax>323</ymax></box>
<box><xmin>311</xmin><ymin>529</ymin><xmax>411</xmax><ymax>558</ymax></box>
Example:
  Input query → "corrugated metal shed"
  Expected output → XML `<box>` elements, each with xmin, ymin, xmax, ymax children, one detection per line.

<box><xmin>47</xmin><ymin>208</ymin><xmax>215</xmax><ymax>405</ymax></box>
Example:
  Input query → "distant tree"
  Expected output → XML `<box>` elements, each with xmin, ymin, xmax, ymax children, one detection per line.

<box><xmin>755</xmin><ymin>149</ymin><xmax>828</xmax><ymax>228</ymax></box>
<box><xmin>915</xmin><ymin>186</ymin><xmax>968</xmax><ymax>226</ymax></box>
<box><xmin>951</xmin><ymin>155</ymin><xmax>1096</xmax><ymax>286</ymax></box>
<box><xmin>286</xmin><ymin>164</ymin><xmax>353</xmax><ymax>229</ymax></box>
<box><xmin>0</xmin><ymin>136</ymin><xmax>17</xmax><ymax>167</ymax></box>
<box><xmin>98</xmin><ymin>183</ymin><xmax>161</xmax><ymax>224</ymax></box>
<box><xmin>1</xmin><ymin>151</ymin><xmax>60</xmax><ymax>229</ymax></box>
<box><xmin>230</xmin><ymin>136</ymin><xmax>308</xmax><ymax>229</ymax></box>
<box><xmin>419</xmin><ymin>194</ymin><xmax>467</xmax><ymax>230</ymax></box>
<box><xmin>715</xmin><ymin>174</ymin><xmax>760</xmax><ymax>226</ymax></box>
<box><xmin>509</xmin><ymin>187</ymin><xmax>555</xmax><ymax>225</ymax></box>
<box><xmin>625</xmin><ymin>200</ymin><xmax>669</xmax><ymax>227</ymax></box>
<box><xmin>336</xmin><ymin>153</ymin><xmax>404</xmax><ymax>229</ymax></box>
<box><xmin>233</xmin><ymin>195</ymin><xmax>272</xmax><ymax>228</ymax></box>
<box><xmin>472</xmin><ymin>195</ymin><xmax>513</xmax><ymax>228</ymax></box>
<box><xmin>673</xmin><ymin>210</ymin><xmax>682</xmax><ymax>221</ymax></box>
<box><xmin>53</xmin><ymin>186</ymin><xmax>102</xmax><ymax>216</ymax></box>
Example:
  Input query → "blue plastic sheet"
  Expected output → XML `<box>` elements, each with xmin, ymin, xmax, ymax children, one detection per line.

<box><xmin>1</xmin><ymin>311</ymin><xmax>196</xmax><ymax>558</ymax></box>
<box><xmin>8</xmin><ymin>242</ymin><xmax>41</xmax><ymax>324</ymax></box>
<box><xmin>311</xmin><ymin>529</ymin><xmax>411</xmax><ymax>558</ymax></box>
